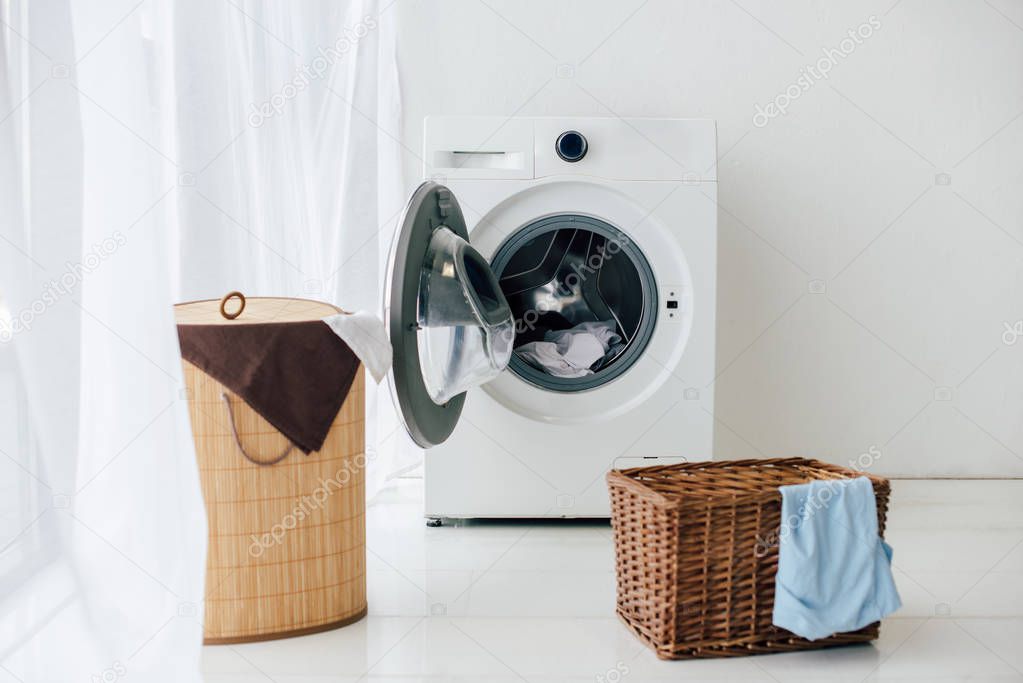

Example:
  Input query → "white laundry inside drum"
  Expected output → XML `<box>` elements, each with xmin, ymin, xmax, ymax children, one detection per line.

<box><xmin>490</xmin><ymin>214</ymin><xmax>658</xmax><ymax>392</ymax></box>
<box><xmin>515</xmin><ymin>320</ymin><xmax>622</xmax><ymax>377</ymax></box>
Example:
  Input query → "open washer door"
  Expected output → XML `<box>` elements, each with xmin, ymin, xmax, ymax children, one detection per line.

<box><xmin>386</xmin><ymin>181</ymin><xmax>514</xmax><ymax>448</ymax></box>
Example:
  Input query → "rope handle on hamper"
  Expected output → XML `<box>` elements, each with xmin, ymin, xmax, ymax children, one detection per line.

<box><xmin>219</xmin><ymin>291</ymin><xmax>246</xmax><ymax>320</ymax></box>
<box><xmin>220</xmin><ymin>392</ymin><xmax>295</xmax><ymax>466</ymax></box>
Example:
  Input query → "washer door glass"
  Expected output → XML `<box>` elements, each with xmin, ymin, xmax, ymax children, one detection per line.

<box><xmin>386</xmin><ymin>182</ymin><xmax>513</xmax><ymax>448</ymax></box>
<box><xmin>418</xmin><ymin>225</ymin><xmax>513</xmax><ymax>403</ymax></box>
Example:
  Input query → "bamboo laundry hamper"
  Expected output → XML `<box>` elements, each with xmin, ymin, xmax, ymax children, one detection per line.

<box><xmin>606</xmin><ymin>458</ymin><xmax>890</xmax><ymax>660</ymax></box>
<box><xmin>176</xmin><ymin>296</ymin><xmax>367</xmax><ymax>644</ymax></box>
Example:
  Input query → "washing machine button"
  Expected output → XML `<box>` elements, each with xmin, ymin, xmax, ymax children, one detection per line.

<box><xmin>555</xmin><ymin>130</ymin><xmax>587</xmax><ymax>162</ymax></box>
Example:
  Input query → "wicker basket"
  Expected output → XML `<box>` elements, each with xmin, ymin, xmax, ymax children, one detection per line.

<box><xmin>606</xmin><ymin>458</ymin><xmax>890</xmax><ymax>659</ymax></box>
<box><xmin>176</xmin><ymin>297</ymin><xmax>367</xmax><ymax>644</ymax></box>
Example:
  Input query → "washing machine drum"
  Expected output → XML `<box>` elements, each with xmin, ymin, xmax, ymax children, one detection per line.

<box><xmin>387</xmin><ymin>182</ymin><xmax>514</xmax><ymax>447</ymax></box>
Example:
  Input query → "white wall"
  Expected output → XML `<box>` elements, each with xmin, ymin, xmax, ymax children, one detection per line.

<box><xmin>395</xmin><ymin>0</ymin><xmax>1023</xmax><ymax>477</ymax></box>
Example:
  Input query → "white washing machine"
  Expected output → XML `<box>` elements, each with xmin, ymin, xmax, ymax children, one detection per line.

<box><xmin>385</xmin><ymin>116</ymin><xmax>717</xmax><ymax>520</ymax></box>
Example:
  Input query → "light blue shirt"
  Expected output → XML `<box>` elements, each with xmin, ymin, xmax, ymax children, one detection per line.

<box><xmin>772</xmin><ymin>476</ymin><xmax>901</xmax><ymax>641</ymax></box>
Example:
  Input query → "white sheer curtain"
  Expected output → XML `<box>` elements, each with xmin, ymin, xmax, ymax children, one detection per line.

<box><xmin>0</xmin><ymin>2</ymin><xmax>207</xmax><ymax>681</ymax></box>
<box><xmin>0</xmin><ymin>1</ymin><xmax>402</xmax><ymax>681</ymax></box>
<box><xmin>164</xmin><ymin>0</ymin><xmax>410</xmax><ymax>497</ymax></box>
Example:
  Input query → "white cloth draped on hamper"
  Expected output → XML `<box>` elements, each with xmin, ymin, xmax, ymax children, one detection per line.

<box><xmin>0</xmin><ymin>1</ymin><xmax>400</xmax><ymax>681</ymax></box>
<box><xmin>322</xmin><ymin>312</ymin><xmax>393</xmax><ymax>384</ymax></box>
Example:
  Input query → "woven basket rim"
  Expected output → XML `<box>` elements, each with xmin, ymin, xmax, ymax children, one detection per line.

<box><xmin>606</xmin><ymin>457</ymin><xmax>888</xmax><ymax>509</ymax></box>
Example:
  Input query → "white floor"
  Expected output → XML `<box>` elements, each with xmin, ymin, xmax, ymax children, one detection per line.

<box><xmin>202</xmin><ymin>478</ymin><xmax>1023</xmax><ymax>682</ymax></box>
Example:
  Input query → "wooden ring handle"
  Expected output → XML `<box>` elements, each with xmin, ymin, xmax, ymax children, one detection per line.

<box><xmin>219</xmin><ymin>291</ymin><xmax>246</xmax><ymax>320</ymax></box>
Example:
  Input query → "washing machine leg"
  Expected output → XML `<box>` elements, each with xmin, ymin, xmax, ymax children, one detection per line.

<box><xmin>425</xmin><ymin>517</ymin><xmax>443</xmax><ymax>527</ymax></box>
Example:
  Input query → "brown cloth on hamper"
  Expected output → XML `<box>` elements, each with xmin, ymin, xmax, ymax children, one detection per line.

<box><xmin>177</xmin><ymin>320</ymin><xmax>360</xmax><ymax>454</ymax></box>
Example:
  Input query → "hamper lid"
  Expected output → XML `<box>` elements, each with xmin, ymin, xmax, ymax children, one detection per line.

<box><xmin>175</xmin><ymin>295</ymin><xmax>361</xmax><ymax>456</ymax></box>
<box><xmin>174</xmin><ymin>296</ymin><xmax>341</xmax><ymax>324</ymax></box>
